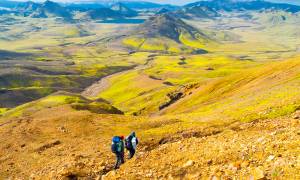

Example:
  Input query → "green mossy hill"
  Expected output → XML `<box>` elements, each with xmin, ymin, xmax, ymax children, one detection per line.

<box><xmin>1</xmin><ymin>91</ymin><xmax>123</xmax><ymax>118</ymax></box>
<box><xmin>0</xmin><ymin>108</ymin><xmax>8</xmax><ymax>116</ymax></box>
<box><xmin>0</xmin><ymin>58</ymin><xmax>132</xmax><ymax>108</ymax></box>
<box><xmin>0</xmin><ymin>87</ymin><xmax>55</xmax><ymax>109</ymax></box>
<box><xmin>137</xmin><ymin>14</ymin><xmax>211</xmax><ymax>43</ymax></box>
<box><xmin>123</xmin><ymin>14</ymin><xmax>213</xmax><ymax>53</ymax></box>
<box><xmin>160</xmin><ymin>57</ymin><xmax>300</xmax><ymax>122</ymax></box>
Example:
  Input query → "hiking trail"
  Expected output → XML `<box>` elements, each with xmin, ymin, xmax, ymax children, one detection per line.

<box><xmin>81</xmin><ymin>55</ymin><xmax>157</xmax><ymax>98</ymax></box>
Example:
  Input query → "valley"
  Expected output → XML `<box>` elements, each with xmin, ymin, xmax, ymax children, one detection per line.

<box><xmin>0</xmin><ymin>0</ymin><xmax>299</xmax><ymax>179</ymax></box>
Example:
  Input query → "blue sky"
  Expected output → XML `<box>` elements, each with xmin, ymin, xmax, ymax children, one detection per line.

<box><xmin>9</xmin><ymin>0</ymin><xmax>300</xmax><ymax>6</ymax></box>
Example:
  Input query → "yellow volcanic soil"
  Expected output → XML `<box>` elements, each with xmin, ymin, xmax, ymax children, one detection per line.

<box><xmin>0</xmin><ymin>105</ymin><xmax>299</xmax><ymax>179</ymax></box>
<box><xmin>1</xmin><ymin>13</ymin><xmax>300</xmax><ymax>179</ymax></box>
<box><xmin>0</xmin><ymin>56</ymin><xmax>300</xmax><ymax>179</ymax></box>
<box><xmin>106</xmin><ymin>116</ymin><xmax>300</xmax><ymax>180</ymax></box>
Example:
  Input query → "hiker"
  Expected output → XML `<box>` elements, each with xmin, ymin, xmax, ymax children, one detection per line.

<box><xmin>125</xmin><ymin>132</ymin><xmax>139</xmax><ymax>159</ymax></box>
<box><xmin>111</xmin><ymin>135</ymin><xmax>125</xmax><ymax>169</ymax></box>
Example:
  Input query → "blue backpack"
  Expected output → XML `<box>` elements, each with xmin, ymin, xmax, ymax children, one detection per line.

<box><xmin>111</xmin><ymin>136</ymin><xmax>122</xmax><ymax>153</ymax></box>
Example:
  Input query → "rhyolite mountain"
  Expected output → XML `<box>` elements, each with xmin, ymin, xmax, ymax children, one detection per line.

<box><xmin>157</xmin><ymin>0</ymin><xmax>300</xmax><ymax>20</ymax></box>
<box><xmin>186</xmin><ymin>0</ymin><xmax>300</xmax><ymax>13</ymax></box>
<box><xmin>123</xmin><ymin>13</ymin><xmax>211</xmax><ymax>53</ymax></box>
<box><xmin>2</xmin><ymin>0</ymin><xmax>300</xmax><ymax>21</ymax></box>
<box><xmin>10</xmin><ymin>1</ymin><xmax>136</xmax><ymax>21</ymax></box>
<box><xmin>171</xmin><ymin>5</ymin><xmax>220</xmax><ymax>19</ymax></box>
<box><xmin>137</xmin><ymin>14</ymin><xmax>199</xmax><ymax>41</ymax></box>
<box><xmin>85</xmin><ymin>7</ymin><xmax>123</xmax><ymax>20</ymax></box>
<box><xmin>64</xmin><ymin>3</ymin><xmax>104</xmax><ymax>12</ymax></box>
<box><xmin>156</xmin><ymin>8</ymin><xmax>170</xmax><ymax>15</ymax></box>
<box><xmin>15</xmin><ymin>0</ymin><xmax>73</xmax><ymax>20</ymax></box>
<box><xmin>110</xmin><ymin>3</ymin><xmax>138</xmax><ymax>17</ymax></box>
<box><xmin>15</xmin><ymin>1</ymin><xmax>41</xmax><ymax>14</ymax></box>
<box><xmin>119</xmin><ymin>1</ymin><xmax>178</xmax><ymax>10</ymax></box>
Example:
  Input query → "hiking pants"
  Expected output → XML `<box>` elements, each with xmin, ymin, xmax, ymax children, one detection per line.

<box><xmin>128</xmin><ymin>148</ymin><xmax>136</xmax><ymax>159</ymax></box>
<box><xmin>114</xmin><ymin>152</ymin><xmax>124</xmax><ymax>169</ymax></box>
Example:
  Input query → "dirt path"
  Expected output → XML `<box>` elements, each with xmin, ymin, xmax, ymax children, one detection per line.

<box><xmin>81</xmin><ymin>70</ymin><xmax>131</xmax><ymax>98</ymax></box>
<box><xmin>81</xmin><ymin>55</ymin><xmax>156</xmax><ymax>98</ymax></box>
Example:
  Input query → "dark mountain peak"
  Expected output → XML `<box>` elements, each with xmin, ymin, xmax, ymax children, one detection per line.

<box><xmin>138</xmin><ymin>14</ymin><xmax>198</xmax><ymax>41</ymax></box>
<box><xmin>41</xmin><ymin>0</ymin><xmax>72</xmax><ymax>20</ymax></box>
<box><xmin>150</xmin><ymin>13</ymin><xmax>175</xmax><ymax>22</ymax></box>
<box><xmin>43</xmin><ymin>0</ymin><xmax>59</xmax><ymax>7</ymax></box>
<box><xmin>16</xmin><ymin>1</ymin><xmax>41</xmax><ymax>11</ymax></box>
<box><xmin>111</xmin><ymin>2</ymin><xmax>138</xmax><ymax>17</ymax></box>
<box><xmin>111</xmin><ymin>2</ymin><xmax>126</xmax><ymax>9</ymax></box>
<box><xmin>156</xmin><ymin>8</ymin><xmax>170</xmax><ymax>15</ymax></box>
<box><xmin>86</xmin><ymin>7</ymin><xmax>123</xmax><ymax>20</ymax></box>
<box><xmin>42</xmin><ymin>0</ymin><xmax>63</xmax><ymax>10</ymax></box>
<box><xmin>23</xmin><ymin>1</ymin><xmax>37</xmax><ymax>5</ymax></box>
<box><xmin>15</xmin><ymin>0</ymin><xmax>73</xmax><ymax>20</ymax></box>
<box><xmin>144</xmin><ymin>14</ymin><xmax>185</xmax><ymax>30</ymax></box>
<box><xmin>173</xmin><ymin>4</ymin><xmax>219</xmax><ymax>19</ymax></box>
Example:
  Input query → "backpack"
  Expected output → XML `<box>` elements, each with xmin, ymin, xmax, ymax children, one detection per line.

<box><xmin>111</xmin><ymin>136</ymin><xmax>122</xmax><ymax>153</ymax></box>
<box><xmin>125</xmin><ymin>136</ymin><xmax>133</xmax><ymax>149</ymax></box>
<box><xmin>125</xmin><ymin>135</ymin><xmax>138</xmax><ymax>149</ymax></box>
<box><xmin>131</xmin><ymin>137</ymin><xmax>137</xmax><ymax>150</ymax></box>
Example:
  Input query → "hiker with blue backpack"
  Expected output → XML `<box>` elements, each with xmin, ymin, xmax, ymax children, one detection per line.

<box><xmin>125</xmin><ymin>132</ymin><xmax>139</xmax><ymax>159</ymax></box>
<box><xmin>111</xmin><ymin>135</ymin><xmax>125</xmax><ymax>169</ymax></box>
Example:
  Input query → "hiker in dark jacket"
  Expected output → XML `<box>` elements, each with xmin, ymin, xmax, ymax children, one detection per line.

<box><xmin>111</xmin><ymin>135</ymin><xmax>125</xmax><ymax>169</ymax></box>
<box><xmin>125</xmin><ymin>132</ymin><xmax>139</xmax><ymax>159</ymax></box>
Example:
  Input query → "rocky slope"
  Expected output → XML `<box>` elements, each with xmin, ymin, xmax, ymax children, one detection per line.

<box><xmin>0</xmin><ymin>104</ymin><xmax>131</xmax><ymax>179</ymax></box>
<box><xmin>1</xmin><ymin>100</ymin><xmax>299</xmax><ymax>179</ymax></box>
<box><xmin>105</xmin><ymin>113</ymin><xmax>300</xmax><ymax>179</ymax></box>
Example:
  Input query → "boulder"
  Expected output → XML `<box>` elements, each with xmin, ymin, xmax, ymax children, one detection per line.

<box><xmin>251</xmin><ymin>166</ymin><xmax>265</xmax><ymax>180</ymax></box>
<box><xmin>183</xmin><ymin>160</ymin><xmax>194</xmax><ymax>168</ymax></box>
<box><xmin>293</xmin><ymin>110</ymin><xmax>300</xmax><ymax>119</ymax></box>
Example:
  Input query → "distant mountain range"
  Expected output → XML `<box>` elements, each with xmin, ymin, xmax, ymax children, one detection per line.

<box><xmin>0</xmin><ymin>0</ymin><xmax>140</xmax><ymax>21</ymax></box>
<box><xmin>16</xmin><ymin>0</ymin><xmax>73</xmax><ymax>19</ymax></box>
<box><xmin>155</xmin><ymin>0</ymin><xmax>300</xmax><ymax>20</ymax></box>
<box><xmin>169</xmin><ymin>5</ymin><xmax>220</xmax><ymax>19</ymax></box>
<box><xmin>116</xmin><ymin>1</ymin><xmax>178</xmax><ymax>10</ymax></box>
<box><xmin>186</xmin><ymin>0</ymin><xmax>300</xmax><ymax>13</ymax></box>
<box><xmin>0</xmin><ymin>0</ymin><xmax>300</xmax><ymax>21</ymax></box>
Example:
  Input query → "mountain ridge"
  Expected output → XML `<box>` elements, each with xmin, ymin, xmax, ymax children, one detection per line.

<box><xmin>15</xmin><ymin>0</ymin><xmax>73</xmax><ymax>19</ymax></box>
<box><xmin>186</xmin><ymin>0</ymin><xmax>300</xmax><ymax>13</ymax></box>
<box><xmin>122</xmin><ymin>14</ymin><xmax>213</xmax><ymax>53</ymax></box>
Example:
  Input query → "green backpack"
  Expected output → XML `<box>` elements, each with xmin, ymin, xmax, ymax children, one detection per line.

<box><xmin>111</xmin><ymin>136</ymin><xmax>122</xmax><ymax>153</ymax></box>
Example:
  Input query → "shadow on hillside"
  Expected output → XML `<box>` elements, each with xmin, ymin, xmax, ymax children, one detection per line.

<box><xmin>0</xmin><ymin>50</ymin><xmax>32</xmax><ymax>59</ymax></box>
